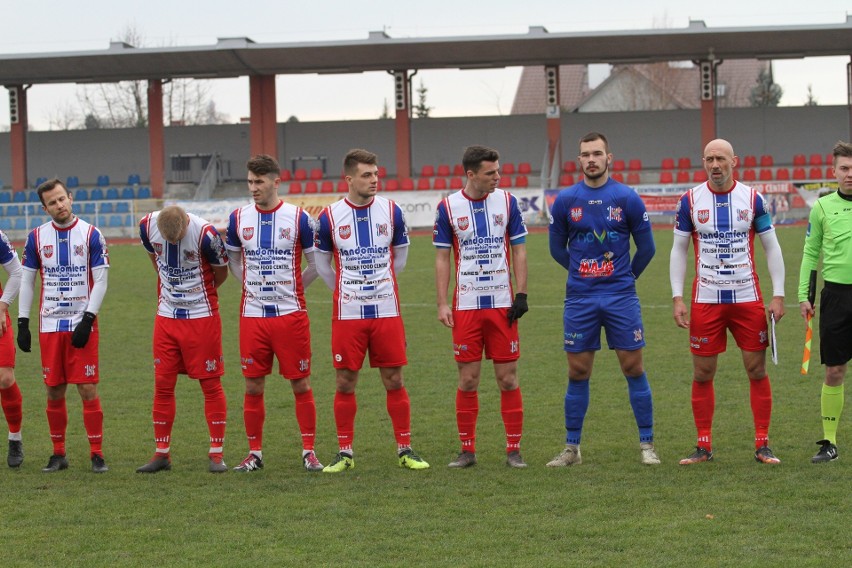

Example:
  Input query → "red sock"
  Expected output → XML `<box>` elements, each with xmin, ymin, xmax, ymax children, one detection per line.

<box><xmin>294</xmin><ymin>389</ymin><xmax>317</xmax><ymax>451</ymax></box>
<box><xmin>333</xmin><ymin>391</ymin><xmax>356</xmax><ymax>453</ymax></box>
<box><xmin>82</xmin><ymin>397</ymin><xmax>104</xmax><ymax>457</ymax></box>
<box><xmin>691</xmin><ymin>380</ymin><xmax>715</xmax><ymax>451</ymax></box>
<box><xmin>0</xmin><ymin>382</ymin><xmax>23</xmax><ymax>434</ymax></box>
<box><xmin>153</xmin><ymin>374</ymin><xmax>177</xmax><ymax>453</ymax></box>
<box><xmin>243</xmin><ymin>392</ymin><xmax>265</xmax><ymax>453</ymax></box>
<box><xmin>200</xmin><ymin>378</ymin><xmax>227</xmax><ymax>455</ymax></box>
<box><xmin>46</xmin><ymin>398</ymin><xmax>67</xmax><ymax>455</ymax></box>
<box><xmin>750</xmin><ymin>375</ymin><xmax>772</xmax><ymax>449</ymax></box>
<box><xmin>456</xmin><ymin>389</ymin><xmax>478</xmax><ymax>453</ymax></box>
<box><xmin>386</xmin><ymin>387</ymin><xmax>411</xmax><ymax>449</ymax></box>
<box><xmin>501</xmin><ymin>387</ymin><xmax>524</xmax><ymax>453</ymax></box>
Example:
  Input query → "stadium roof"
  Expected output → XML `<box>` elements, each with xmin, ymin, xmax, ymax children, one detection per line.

<box><xmin>1</xmin><ymin>18</ymin><xmax>851</xmax><ymax>85</ymax></box>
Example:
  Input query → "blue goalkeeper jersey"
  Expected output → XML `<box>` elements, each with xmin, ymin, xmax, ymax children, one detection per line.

<box><xmin>549</xmin><ymin>178</ymin><xmax>652</xmax><ymax>297</ymax></box>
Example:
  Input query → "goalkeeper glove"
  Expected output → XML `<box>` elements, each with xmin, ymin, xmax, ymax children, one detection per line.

<box><xmin>16</xmin><ymin>318</ymin><xmax>31</xmax><ymax>353</ymax></box>
<box><xmin>507</xmin><ymin>293</ymin><xmax>528</xmax><ymax>325</ymax></box>
<box><xmin>71</xmin><ymin>312</ymin><xmax>96</xmax><ymax>348</ymax></box>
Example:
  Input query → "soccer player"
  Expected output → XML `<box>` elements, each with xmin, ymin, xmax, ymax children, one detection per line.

<box><xmin>0</xmin><ymin>229</ymin><xmax>24</xmax><ymax>467</ymax></box>
<box><xmin>17</xmin><ymin>178</ymin><xmax>109</xmax><ymax>473</ymax></box>
<box><xmin>434</xmin><ymin>145</ymin><xmax>529</xmax><ymax>469</ymax></box>
<box><xmin>546</xmin><ymin>132</ymin><xmax>659</xmax><ymax>467</ymax></box>
<box><xmin>136</xmin><ymin>205</ymin><xmax>230</xmax><ymax>473</ymax></box>
<box><xmin>671</xmin><ymin>138</ymin><xmax>785</xmax><ymax>465</ymax></box>
<box><xmin>799</xmin><ymin>140</ymin><xmax>852</xmax><ymax>463</ymax></box>
<box><xmin>314</xmin><ymin>148</ymin><xmax>429</xmax><ymax>473</ymax></box>
<box><xmin>226</xmin><ymin>154</ymin><xmax>323</xmax><ymax>472</ymax></box>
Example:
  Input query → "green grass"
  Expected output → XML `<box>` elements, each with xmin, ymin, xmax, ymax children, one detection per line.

<box><xmin>1</xmin><ymin>226</ymin><xmax>849</xmax><ymax>567</ymax></box>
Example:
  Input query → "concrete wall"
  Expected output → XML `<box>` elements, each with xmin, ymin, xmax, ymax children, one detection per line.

<box><xmin>0</xmin><ymin>106</ymin><xmax>848</xmax><ymax>187</ymax></box>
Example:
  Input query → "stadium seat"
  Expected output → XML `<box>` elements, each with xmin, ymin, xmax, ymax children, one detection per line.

<box><xmin>775</xmin><ymin>168</ymin><xmax>790</xmax><ymax>180</ymax></box>
<box><xmin>383</xmin><ymin>179</ymin><xmax>399</xmax><ymax>191</ymax></box>
<box><xmin>106</xmin><ymin>188</ymin><xmax>119</xmax><ymax>200</ymax></box>
<box><xmin>742</xmin><ymin>169</ymin><xmax>757</xmax><ymax>181</ymax></box>
<box><xmin>137</xmin><ymin>187</ymin><xmax>151</xmax><ymax>199</ymax></box>
<box><xmin>97</xmin><ymin>175</ymin><xmax>110</xmax><ymax>187</ymax></box>
<box><xmin>420</xmin><ymin>165</ymin><xmax>435</xmax><ymax>178</ymax></box>
<box><xmin>35</xmin><ymin>177</ymin><xmax>48</xmax><ymax>188</ymax></box>
<box><xmin>743</xmin><ymin>155</ymin><xmax>758</xmax><ymax>168</ymax></box>
<box><xmin>826</xmin><ymin>166</ymin><xmax>835</xmax><ymax>178</ymax></box>
<box><xmin>288</xmin><ymin>182</ymin><xmax>302</xmax><ymax>194</ymax></box>
<box><xmin>73</xmin><ymin>188</ymin><xmax>88</xmax><ymax>201</ymax></box>
<box><xmin>792</xmin><ymin>168</ymin><xmax>807</xmax><ymax>180</ymax></box>
<box><xmin>453</xmin><ymin>164</ymin><xmax>465</xmax><ymax>176</ymax></box>
<box><xmin>71</xmin><ymin>204</ymin><xmax>81</xmax><ymax>214</ymax></box>
<box><xmin>500</xmin><ymin>175</ymin><xmax>513</xmax><ymax>187</ymax></box>
<box><xmin>14</xmin><ymin>218</ymin><xmax>26</xmax><ymax>231</ymax></box>
<box><xmin>627</xmin><ymin>172</ymin><xmax>641</xmax><ymax>185</ymax></box>
<box><xmin>433</xmin><ymin>178</ymin><xmax>448</xmax><ymax>190</ymax></box>
<box><xmin>337</xmin><ymin>180</ymin><xmax>348</xmax><ymax>192</ymax></box>
<box><xmin>0</xmin><ymin>219</ymin><xmax>10</xmax><ymax>231</ymax></box>
<box><xmin>693</xmin><ymin>170</ymin><xmax>708</xmax><ymax>182</ymax></box>
<box><xmin>66</xmin><ymin>176</ymin><xmax>79</xmax><ymax>188</ymax></box>
<box><xmin>6</xmin><ymin>205</ymin><xmax>20</xmax><ymax>216</ymax></box>
<box><xmin>611</xmin><ymin>159</ymin><xmax>625</xmax><ymax>171</ymax></box>
<box><xmin>27</xmin><ymin>191</ymin><xmax>39</xmax><ymax>202</ymax></box>
<box><xmin>502</xmin><ymin>163</ymin><xmax>515</xmax><ymax>175</ymax></box>
<box><xmin>628</xmin><ymin>159</ymin><xmax>642</xmax><ymax>171</ymax></box>
<box><xmin>304</xmin><ymin>181</ymin><xmax>318</xmax><ymax>194</ymax></box>
<box><xmin>827</xmin><ymin>153</ymin><xmax>835</xmax><ymax>165</ymax></box>
<box><xmin>400</xmin><ymin>178</ymin><xmax>414</xmax><ymax>191</ymax></box>
<box><xmin>809</xmin><ymin>167</ymin><xmax>823</xmax><ymax>179</ymax></box>
<box><xmin>559</xmin><ymin>173</ymin><xmax>574</xmax><ymax>186</ymax></box>
<box><xmin>100</xmin><ymin>203</ymin><xmax>114</xmax><ymax>214</ymax></box>
<box><xmin>563</xmin><ymin>161</ymin><xmax>578</xmax><ymax>173</ymax></box>
<box><xmin>121</xmin><ymin>187</ymin><xmax>135</xmax><ymax>199</ymax></box>
<box><xmin>128</xmin><ymin>173</ymin><xmax>141</xmax><ymax>185</ymax></box>
<box><xmin>308</xmin><ymin>168</ymin><xmax>322</xmax><ymax>180</ymax></box>
<box><xmin>659</xmin><ymin>171</ymin><xmax>673</xmax><ymax>183</ymax></box>
<box><xmin>809</xmin><ymin>154</ymin><xmax>823</xmax><ymax>166</ymax></box>
<box><xmin>90</xmin><ymin>188</ymin><xmax>104</xmax><ymax>200</ymax></box>
<box><xmin>436</xmin><ymin>165</ymin><xmax>451</xmax><ymax>177</ymax></box>
<box><xmin>450</xmin><ymin>177</ymin><xmax>464</xmax><ymax>189</ymax></box>
<box><xmin>377</xmin><ymin>166</ymin><xmax>387</xmax><ymax>178</ymax></box>
<box><xmin>517</xmin><ymin>162</ymin><xmax>532</xmax><ymax>174</ymax></box>
<box><xmin>676</xmin><ymin>170</ymin><xmax>690</xmax><ymax>183</ymax></box>
<box><xmin>759</xmin><ymin>155</ymin><xmax>774</xmax><ymax>167</ymax></box>
<box><xmin>116</xmin><ymin>202</ymin><xmax>130</xmax><ymax>213</ymax></box>
<box><xmin>125</xmin><ymin>215</ymin><xmax>134</xmax><ymax>227</ymax></box>
<box><xmin>84</xmin><ymin>203</ymin><xmax>97</xmax><ymax>214</ymax></box>
<box><xmin>12</xmin><ymin>191</ymin><xmax>25</xmax><ymax>203</ymax></box>
<box><xmin>108</xmin><ymin>215</ymin><xmax>123</xmax><ymax>227</ymax></box>
<box><xmin>279</xmin><ymin>170</ymin><xmax>292</xmax><ymax>182</ymax></box>
<box><xmin>792</xmin><ymin>154</ymin><xmax>806</xmax><ymax>166</ymax></box>
<box><xmin>29</xmin><ymin>217</ymin><xmax>44</xmax><ymax>229</ymax></box>
<box><xmin>0</xmin><ymin>192</ymin><xmax>9</xmax><ymax>204</ymax></box>
<box><xmin>610</xmin><ymin>173</ymin><xmax>624</xmax><ymax>183</ymax></box>
<box><xmin>660</xmin><ymin>158</ymin><xmax>675</xmax><ymax>170</ymax></box>
<box><xmin>417</xmin><ymin>178</ymin><xmax>431</xmax><ymax>190</ymax></box>
<box><xmin>514</xmin><ymin>175</ymin><xmax>529</xmax><ymax>188</ymax></box>
<box><xmin>791</xmin><ymin>195</ymin><xmax>807</xmax><ymax>208</ymax></box>
<box><xmin>759</xmin><ymin>169</ymin><xmax>774</xmax><ymax>181</ymax></box>
<box><xmin>320</xmin><ymin>181</ymin><xmax>334</xmax><ymax>193</ymax></box>
<box><xmin>677</xmin><ymin>157</ymin><xmax>691</xmax><ymax>170</ymax></box>
<box><xmin>294</xmin><ymin>169</ymin><xmax>308</xmax><ymax>181</ymax></box>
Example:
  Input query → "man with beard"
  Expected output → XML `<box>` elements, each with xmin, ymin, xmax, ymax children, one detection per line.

<box><xmin>546</xmin><ymin>132</ymin><xmax>658</xmax><ymax>467</ymax></box>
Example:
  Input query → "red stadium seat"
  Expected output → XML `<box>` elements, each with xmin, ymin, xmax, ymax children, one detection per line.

<box><xmin>514</xmin><ymin>175</ymin><xmax>529</xmax><ymax>188</ymax></box>
<box><xmin>759</xmin><ymin>155</ymin><xmax>774</xmax><ymax>167</ymax></box>
<box><xmin>502</xmin><ymin>163</ymin><xmax>515</xmax><ymax>175</ymax></box>
<box><xmin>677</xmin><ymin>157</ymin><xmax>691</xmax><ymax>170</ymax></box>
<box><xmin>660</xmin><ymin>158</ymin><xmax>675</xmax><ymax>170</ymax></box>
<box><xmin>288</xmin><ymin>182</ymin><xmax>302</xmax><ymax>194</ymax></box>
<box><xmin>294</xmin><ymin>168</ymin><xmax>308</xmax><ymax>181</ymax></box>
<box><xmin>792</xmin><ymin>168</ymin><xmax>807</xmax><ymax>180</ymax></box>
<box><xmin>826</xmin><ymin>166</ymin><xmax>835</xmax><ymax>178</ymax></box>
<box><xmin>792</xmin><ymin>154</ymin><xmax>806</xmax><ymax>166</ymax></box>
<box><xmin>377</xmin><ymin>166</ymin><xmax>387</xmax><ymax>178</ymax></box>
<box><xmin>320</xmin><ymin>181</ymin><xmax>334</xmax><ymax>193</ymax></box>
<box><xmin>417</xmin><ymin>178</ymin><xmax>431</xmax><ymax>190</ymax></box>
<box><xmin>437</xmin><ymin>164</ymin><xmax>451</xmax><ymax>177</ymax></box>
<box><xmin>450</xmin><ymin>177</ymin><xmax>464</xmax><ymax>189</ymax></box>
<box><xmin>611</xmin><ymin>159</ymin><xmax>625</xmax><ymax>171</ymax></box>
<box><xmin>676</xmin><ymin>170</ymin><xmax>690</xmax><ymax>183</ymax></box>
<box><xmin>791</xmin><ymin>195</ymin><xmax>807</xmax><ymax>208</ymax></box>
<box><xmin>611</xmin><ymin>173</ymin><xmax>624</xmax><ymax>182</ymax></box>
<box><xmin>309</xmin><ymin>168</ymin><xmax>323</xmax><ymax>180</ymax></box>
<box><xmin>693</xmin><ymin>170</ymin><xmax>708</xmax><ymax>182</ymax></box>
<box><xmin>659</xmin><ymin>171</ymin><xmax>673</xmax><ymax>183</ymax></box>
<box><xmin>500</xmin><ymin>175</ymin><xmax>513</xmax><ymax>187</ymax></box>
<box><xmin>384</xmin><ymin>179</ymin><xmax>399</xmax><ymax>191</ymax></box>
<box><xmin>420</xmin><ymin>165</ymin><xmax>435</xmax><ymax>177</ymax></box>
<box><xmin>742</xmin><ymin>169</ymin><xmax>757</xmax><ymax>181</ymax></box>
<box><xmin>827</xmin><ymin>153</ymin><xmax>835</xmax><ymax>165</ymax></box>
<box><xmin>627</xmin><ymin>172</ymin><xmax>641</xmax><ymax>185</ymax></box>
<box><xmin>433</xmin><ymin>178</ymin><xmax>448</xmax><ymax>190</ymax></box>
<box><xmin>304</xmin><ymin>181</ymin><xmax>318</xmax><ymax>194</ymax></box>
<box><xmin>743</xmin><ymin>155</ymin><xmax>758</xmax><ymax>168</ymax></box>
<box><xmin>279</xmin><ymin>170</ymin><xmax>292</xmax><ymax>182</ymax></box>
<box><xmin>563</xmin><ymin>161</ymin><xmax>578</xmax><ymax>173</ymax></box>
<box><xmin>453</xmin><ymin>164</ymin><xmax>465</xmax><ymax>176</ymax></box>
<box><xmin>337</xmin><ymin>180</ymin><xmax>348</xmax><ymax>192</ymax></box>
<box><xmin>759</xmin><ymin>169</ymin><xmax>774</xmax><ymax>181</ymax></box>
<box><xmin>809</xmin><ymin>167</ymin><xmax>823</xmax><ymax>179</ymax></box>
<box><xmin>517</xmin><ymin>162</ymin><xmax>532</xmax><ymax>174</ymax></box>
<box><xmin>559</xmin><ymin>173</ymin><xmax>574</xmax><ymax>186</ymax></box>
<box><xmin>400</xmin><ymin>178</ymin><xmax>414</xmax><ymax>191</ymax></box>
<box><xmin>809</xmin><ymin>154</ymin><xmax>823</xmax><ymax>166</ymax></box>
<box><xmin>628</xmin><ymin>159</ymin><xmax>643</xmax><ymax>171</ymax></box>
<box><xmin>775</xmin><ymin>168</ymin><xmax>790</xmax><ymax>180</ymax></box>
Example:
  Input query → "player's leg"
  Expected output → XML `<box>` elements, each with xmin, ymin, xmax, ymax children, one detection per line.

<box><xmin>237</xmin><ymin>316</ymin><xmax>270</xmax><ymax>471</ymax></box>
<box><xmin>325</xmin><ymin>319</ymin><xmax>366</xmax><ymax>473</ymax></box>
<box><xmin>814</xmin><ymin>366</ymin><xmax>845</xmax><ymax>462</ymax></box>
<box><xmin>448</xmin><ymin>310</ymin><xmax>484</xmax><ymax>467</ymax></box>
<box><xmin>44</xmin><ymin>383</ymin><xmax>69</xmax><ymax>472</ymax></box>
<box><xmin>290</xmin><ymin>377</ymin><xmax>322</xmax><ymax>471</ymax></box>
<box><xmin>0</xmin><ymin>367</ymin><xmax>23</xmax><ymax>468</ymax></box>
<box><xmin>77</xmin><ymin>383</ymin><xmax>107</xmax><ymax>472</ymax></box>
<box><xmin>199</xmin><ymin>377</ymin><xmax>227</xmax><ymax>472</ymax></box>
<box><xmin>138</xmin><ymin>316</ymin><xmax>180</xmax><ymax>473</ymax></box>
<box><xmin>484</xmin><ymin>307</ymin><xmax>525</xmax><ymax>467</ymax></box>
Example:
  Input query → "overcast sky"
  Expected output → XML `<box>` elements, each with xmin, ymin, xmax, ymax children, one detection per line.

<box><xmin>1</xmin><ymin>0</ymin><xmax>849</xmax><ymax>129</ymax></box>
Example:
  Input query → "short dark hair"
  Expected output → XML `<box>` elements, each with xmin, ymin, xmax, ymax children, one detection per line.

<box><xmin>36</xmin><ymin>178</ymin><xmax>69</xmax><ymax>205</ymax></box>
<box><xmin>579</xmin><ymin>131</ymin><xmax>610</xmax><ymax>154</ymax></box>
<box><xmin>246</xmin><ymin>154</ymin><xmax>280</xmax><ymax>177</ymax></box>
<box><xmin>343</xmin><ymin>149</ymin><xmax>378</xmax><ymax>175</ymax></box>
<box><xmin>462</xmin><ymin>145</ymin><xmax>500</xmax><ymax>174</ymax></box>
<box><xmin>832</xmin><ymin>140</ymin><xmax>852</xmax><ymax>163</ymax></box>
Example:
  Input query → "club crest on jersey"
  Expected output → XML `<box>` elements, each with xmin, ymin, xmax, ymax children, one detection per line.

<box><xmin>457</xmin><ymin>216</ymin><xmax>469</xmax><ymax>231</ymax></box>
<box><xmin>42</xmin><ymin>245</ymin><xmax>54</xmax><ymax>259</ymax></box>
<box><xmin>697</xmin><ymin>209</ymin><xmax>710</xmax><ymax>224</ymax></box>
<box><xmin>737</xmin><ymin>209</ymin><xmax>751</xmax><ymax>222</ymax></box>
<box><xmin>280</xmin><ymin>228</ymin><xmax>291</xmax><ymax>240</ymax></box>
<box><xmin>376</xmin><ymin>223</ymin><xmax>388</xmax><ymax>237</ymax></box>
<box><xmin>153</xmin><ymin>242</ymin><xmax>163</xmax><ymax>255</ymax></box>
<box><xmin>184</xmin><ymin>250</ymin><xmax>198</xmax><ymax>262</ymax></box>
<box><xmin>493</xmin><ymin>214</ymin><xmax>504</xmax><ymax>227</ymax></box>
<box><xmin>74</xmin><ymin>244</ymin><xmax>85</xmax><ymax>257</ymax></box>
<box><xmin>571</xmin><ymin>207</ymin><xmax>583</xmax><ymax>222</ymax></box>
<box><xmin>607</xmin><ymin>206</ymin><xmax>623</xmax><ymax>222</ymax></box>
<box><xmin>339</xmin><ymin>225</ymin><xmax>352</xmax><ymax>239</ymax></box>
<box><xmin>634</xmin><ymin>329</ymin><xmax>643</xmax><ymax>342</ymax></box>
<box><xmin>242</xmin><ymin>227</ymin><xmax>255</xmax><ymax>240</ymax></box>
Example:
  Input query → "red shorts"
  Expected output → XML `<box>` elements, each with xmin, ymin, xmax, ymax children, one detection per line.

<box><xmin>0</xmin><ymin>311</ymin><xmax>14</xmax><ymax>368</ymax></box>
<box><xmin>689</xmin><ymin>301</ymin><xmax>768</xmax><ymax>356</ymax></box>
<box><xmin>240</xmin><ymin>312</ymin><xmax>311</xmax><ymax>379</ymax></box>
<box><xmin>331</xmin><ymin>317</ymin><xmax>407</xmax><ymax>371</ymax></box>
<box><xmin>153</xmin><ymin>314</ymin><xmax>224</xmax><ymax>379</ymax></box>
<box><xmin>39</xmin><ymin>330</ymin><xmax>100</xmax><ymax>386</ymax></box>
<box><xmin>452</xmin><ymin>308</ymin><xmax>520</xmax><ymax>363</ymax></box>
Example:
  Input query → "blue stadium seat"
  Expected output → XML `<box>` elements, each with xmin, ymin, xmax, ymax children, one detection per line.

<box><xmin>108</xmin><ymin>215</ymin><xmax>123</xmax><ymax>227</ymax></box>
<box><xmin>27</xmin><ymin>191</ymin><xmax>39</xmax><ymax>202</ymax></box>
<box><xmin>97</xmin><ymin>175</ymin><xmax>110</xmax><ymax>187</ymax></box>
<box><xmin>29</xmin><ymin>217</ymin><xmax>45</xmax><ymax>229</ymax></box>
<box><xmin>84</xmin><ymin>203</ymin><xmax>96</xmax><ymax>214</ymax></box>
<box><xmin>116</xmin><ymin>202</ymin><xmax>130</xmax><ymax>213</ymax></box>
<box><xmin>0</xmin><ymin>219</ymin><xmax>11</xmax><ymax>231</ymax></box>
<box><xmin>0</xmin><ymin>192</ymin><xmax>10</xmax><ymax>203</ymax></box>
<box><xmin>34</xmin><ymin>177</ymin><xmax>48</xmax><ymax>188</ymax></box>
<box><xmin>6</xmin><ymin>205</ymin><xmax>20</xmax><ymax>216</ymax></box>
<box><xmin>121</xmin><ymin>187</ymin><xmax>135</xmax><ymax>199</ymax></box>
<box><xmin>128</xmin><ymin>174</ymin><xmax>141</xmax><ymax>185</ymax></box>
<box><xmin>66</xmin><ymin>176</ymin><xmax>79</xmax><ymax>188</ymax></box>
<box><xmin>74</xmin><ymin>188</ymin><xmax>89</xmax><ymax>201</ymax></box>
<box><xmin>105</xmin><ymin>188</ymin><xmax>119</xmax><ymax>200</ymax></box>
<box><xmin>26</xmin><ymin>204</ymin><xmax>39</xmax><ymax>215</ymax></box>
<box><xmin>137</xmin><ymin>187</ymin><xmax>151</xmax><ymax>199</ymax></box>
<box><xmin>100</xmin><ymin>203</ymin><xmax>114</xmax><ymax>214</ymax></box>
<box><xmin>14</xmin><ymin>218</ymin><xmax>26</xmax><ymax>231</ymax></box>
<box><xmin>90</xmin><ymin>188</ymin><xmax>104</xmax><ymax>201</ymax></box>
<box><xmin>12</xmin><ymin>192</ymin><xmax>26</xmax><ymax>203</ymax></box>
<box><xmin>72</xmin><ymin>204</ymin><xmax>82</xmax><ymax>214</ymax></box>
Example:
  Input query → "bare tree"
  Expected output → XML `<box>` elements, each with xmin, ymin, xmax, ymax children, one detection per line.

<box><xmin>414</xmin><ymin>80</ymin><xmax>432</xmax><ymax>118</ymax></box>
<box><xmin>804</xmin><ymin>84</ymin><xmax>819</xmax><ymax>106</ymax></box>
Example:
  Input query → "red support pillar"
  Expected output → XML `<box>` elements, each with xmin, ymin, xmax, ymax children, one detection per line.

<box><xmin>8</xmin><ymin>85</ymin><xmax>28</xmax><ymax>192</ymax></box>
<box><xmin>393</xmin><ymin>70</ymin><xmax>412</xmax><ymax>179</ymax></box>
<box><xmin>544</xmin><ymin>66</ymin><xmax>562</xmax><ymax>187</ymax></box>
<box><xmin>698</xmin><ymin>60</ymin><xmax>718</xmax><ymax>148</ymax></box>
<box><xmin>147</xmin><ymin>80</ymin><xmax>165</xmax><ymax>199</ymax></box>
<box><xmin>249</xmin><ymin>75</ymin><xmax>278</xmax><ymax>159</ymax></box>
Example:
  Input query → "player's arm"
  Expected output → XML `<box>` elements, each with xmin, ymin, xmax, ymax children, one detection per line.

<box><xmin>435</xmin><ymin>246</ymin><xmax>454</xmax><ymax>328</ymax></box>
<box><xmin>226</xmin><ymin>248</ymin><xmax>244</xmax><ymax>281</ymax></box>
<box><xmin>0</xmin><ymin>255</ymin><xmax>22</xmax><ymax>337</ymax></box>
<box><xmin>392</xmin><ymin>245</ymin><xmax>409</xmax><ymax>274</ymax></box>
<box><xmin>759</xmin><ymin>229</ymin><xmax>786</xmax><ymax>322</ymax></box>
<box><xmin>548</xmin><ymin>198</ymin><xmax>572</xmax><ymax>271</ymax></box>
<box><xmin>669</xmin><ymin>232</ymin><xmax>690</xmax><ymax>329</ymax></box>
<box><xmin>212</xmin><ymin>264</ymin><xmax>228</xmax><ymax>289</ymax></box>
<box><xmin>630</xmin><ymin>229</ymin><xmax>655</xmax><ymax>279</ymax></box>
<box><xmin>798</xmin><ymin>202</ymin><xmax>824</xmax><ymax>318</ymax></box>
<box><xmin>507</xmin><ymin>240</ymin><xmax>529</xmax><ymax>325</ymax></box>
<box><xmin>16</xmin><ymin>268</ymin><xmax>36</xmax><ymax>352</ymax></box>
<box><xmin>314</xmin><ymin>251</ymin><xmax>336</xmax><ymax>291</ymax></box>
<box><xmin>301</xmin><ymin>250</ymin><xmax>318</xmax><ymax>288</ymax></box>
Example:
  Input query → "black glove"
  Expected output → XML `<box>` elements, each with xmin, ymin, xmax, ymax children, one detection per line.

<box><xmin>71</xmin><ymin>312</ymin><xmax>96</xmax><ymax>348</ymax></box>
<box><xmin>16</xmin><ymin>318</ymin><xmax>31</xmax><ymax>353</ymax></box>
<box><xmin>507</xmin><ymin>293</ymin><xmax>528</xmax><ymax>325</ymax></box>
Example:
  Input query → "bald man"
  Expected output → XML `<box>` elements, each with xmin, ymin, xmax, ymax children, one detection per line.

<box><xmin>670</xmin><ymin>139</ymin><xmax>786</xmax><ymax>465</ymax></box>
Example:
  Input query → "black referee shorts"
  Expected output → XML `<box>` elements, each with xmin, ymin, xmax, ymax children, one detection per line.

<box><xmin>819</xmin><ymin>281</ymin><xmax>852</xmax><ymax>366</ymax></box>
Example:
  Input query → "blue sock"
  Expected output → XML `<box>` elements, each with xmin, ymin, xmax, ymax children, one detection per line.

<box><xmin>626</xmin><ymin>373</ymin><xmax>654</xmax><ymax>443</ymax></box>
<box><xmin>564</xmin><ymin>379</ymin><xmax>590</xmax><ymax>445</ymax></box>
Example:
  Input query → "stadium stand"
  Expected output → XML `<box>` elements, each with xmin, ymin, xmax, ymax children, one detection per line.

<box><xmin>417</xmin><ymin>178</ymin><xmax>431</xmax><ymax>190</ymax></box>
<box><xmin>660</xmin><ymin>158</ymin><xmax>675</xmax><ymax>170</ymax></box>
<box><xmin>502</xmin><ymin>163</ymin><xmax>515</xmax><ymax>175</ymax></box>
<box><xmin>677</xmin><ymin>157</ymin><xmax>691</xmax><ymax>170</ymax></box>
<box><xmin>420</xmin><ymin>165</ymin><xmax>435</xmax><ymax>177</ymax></box>
<box><xmin>612</xmin><ymin>159</ymin><xmax>625</xmax><ymax>171</ymax></box>
<box><xmin>775</xmin><ymin>168</ymin><xmax>790</xmax><ymax>180</ymax></box>
<box><xmin>759</xmin><ymin>169</ymin><xmax>774</xmax><ymax>181</ymax></box>
<box><xmin>433</xmin><ymin>178</ymin><xmax>448</xmax><ymax>190</ymax></box>
<box><xmin>563</xmin><ymin>161</ymin><xmax>577</xmax><ymax>173</ymax></box>
<box><xmin>760</xmin><ymin>155</ymin><xmax>774</xmax><ymax>167</ymax></box>
<box><xmin>743</xmin><ymin>155</ymin><xmax>758</xmax><ymax>167</ymax></box>
<box><xmin>628</xmin><ymin>159</ymin><xmax>642</xmax><ymax>171</ymax></box>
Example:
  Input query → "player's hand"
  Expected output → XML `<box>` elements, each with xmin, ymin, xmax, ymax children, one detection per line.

<box><xmin>507</xmin><ymin>293</ymin><xmax>528</xmax><ymax>325</ymax></box>
<box><xmin>799</xmin><ymin>301</ymin><xmax>814</xmax><ymax>320</ymax></box>
<box><xmin>71</xmin><ymin>312</ymin><xmax>96</xmax><ymax>349</ymax></box>
<box><xmin>16</xmin><ymin>318</ymin><xmax>31</xmax><ymax>352</ymax></box>
<box><xmin>768</xmin><ymin>296</ymin><xmax>785</xmax><ymax>323</ymax></box>
<box><xmin>437</xmin><ymin>303</ymin><xmax>454</xmax><ymax>328</ymax></box>
<box><xmin>672</xmin><ymin>297</ymin><xmax>689</xmax><ymax>329</ymax></box>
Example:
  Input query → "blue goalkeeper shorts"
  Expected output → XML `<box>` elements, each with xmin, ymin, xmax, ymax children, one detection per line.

<box><xmin>563</xmin><ymin>293</ymin><xmax>646</xmax><ymax>353</ymax></box>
